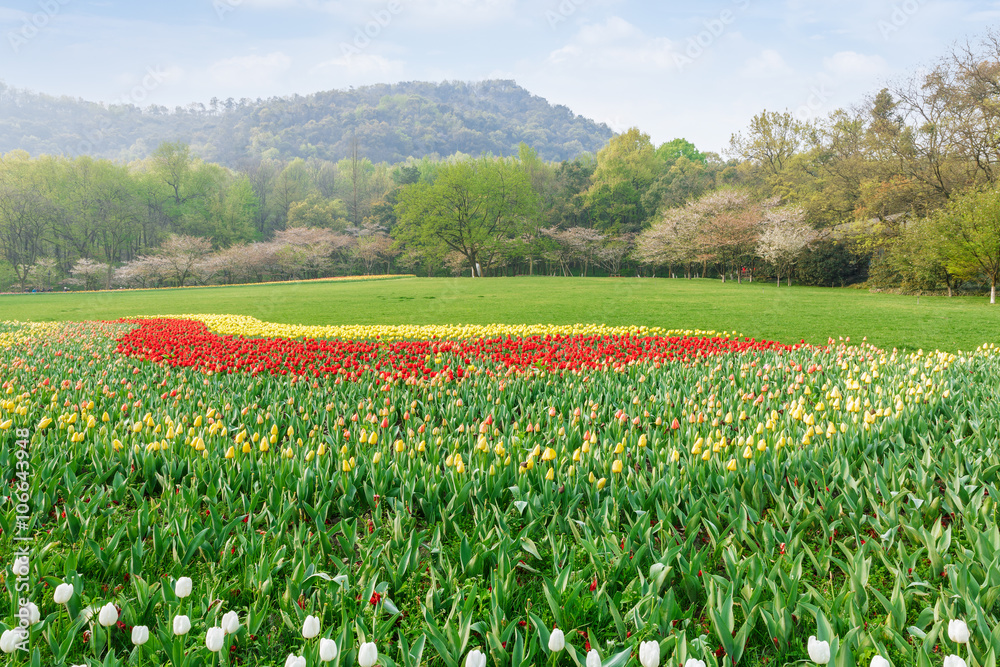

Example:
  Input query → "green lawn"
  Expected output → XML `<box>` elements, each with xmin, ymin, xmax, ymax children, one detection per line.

<box><xmin>2</xmin><ymin>276</ymin><xmax>998</xmax><ymax>351</ymax></box>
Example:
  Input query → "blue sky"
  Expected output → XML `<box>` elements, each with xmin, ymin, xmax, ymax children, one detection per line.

<box><xmin>0</xmin><ymin>0</ymin><xmax>997</xmax><ymax>155</ymax></box>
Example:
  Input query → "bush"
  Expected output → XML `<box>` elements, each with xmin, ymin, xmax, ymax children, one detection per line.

<box><xmin>797</xmin><ymin>239</ymin><xmax>869</xmax><ymax>287</ymax></box>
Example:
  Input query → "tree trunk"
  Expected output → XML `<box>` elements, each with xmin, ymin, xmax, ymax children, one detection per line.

<box><xmin>777</xmin><ymin>274</ymin><xmax>780</xmax><ymax>287</ymax></box>
<box><xmin>992</xmin><ymin>277</ymin><xmax>996</xmax><ymax>304</ymax></box>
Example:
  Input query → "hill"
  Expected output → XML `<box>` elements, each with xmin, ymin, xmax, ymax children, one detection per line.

<box><xmin>0</xmin><ymin>79</ymin><xmax>613</xmax><ymax>165</ymax></box>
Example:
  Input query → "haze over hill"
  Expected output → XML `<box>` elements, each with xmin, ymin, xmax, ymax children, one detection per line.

<box><xmin>0</xmin><ymin>79</ymin><xmax>613</xmax><ymax>166</ymax></box>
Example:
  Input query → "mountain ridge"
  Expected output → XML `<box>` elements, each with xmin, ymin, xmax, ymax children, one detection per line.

<box><xmin>0</xmin><ymin>79</ymin><xmax>614</xmax><ymax>165</ymax></box>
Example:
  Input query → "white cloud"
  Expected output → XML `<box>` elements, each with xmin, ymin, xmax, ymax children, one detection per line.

<box><xmin>822</xmin><ymin>51</ymin><xmax>888</xmax><ymax>79</ymax></box>
<box><xmin>547</xmin><ymin>17</ymin><xmax>678</xmax><ymax>71</ymax></box>
<box><xmin>208</xmin><ymin>52</ymin><xmax>293</xmax><ymax>85</ymax></box>
<box><xmin>742</xmin><ymin>49</ymin><xmax>793</xmax><ymax>78</ymax></box>
<box><xmin>311</xmin><ymin>53</ymin><xmax>404</xmax><ymax>78</ymax></box>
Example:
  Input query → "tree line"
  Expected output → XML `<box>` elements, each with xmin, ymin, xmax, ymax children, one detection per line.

<box><xmin>2</xmin><ymin>30</ymin><xmax>999</xmax><ymax>301</ymax></box>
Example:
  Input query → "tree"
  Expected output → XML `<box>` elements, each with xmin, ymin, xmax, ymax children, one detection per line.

<box><xmin>695</xmin><ymin>189</ymin><xmax>772</xmax><ymax>282</ymax></box>
<box><xmin>586</xmin><ymin>128</ymin><xmax>662</xmax><ymax>233</ymax></box>
<box><xmin>353</xmin><ymin>233</ymin><xmax>398</xmax><ymax>274</ymax></box>
<box><xmin>931</xmin><ymin>185</ymin><xmax>1000</xmax><ymax>303</ymax></box>
<box><xmin>729</xmin><ymin>111</ymin><xmax>809</xmax><ymax>178</ymax></box>
<box><xmin>394</xmin><ymin>157</ymin><xmax>538</xmax><ymax>277</ymax></box>
<box><xmin>635</xmin><ymin>205</ymin><xmax>704</xmax><ymax>278</ymax></box>
<box><xmin>156</xmin><ymin>234</ymin><xmax>213</xmax><ymax>286</ymax></box>
<box><xmin>756</xmin><ymin>206</ymin><xmax>812</xmax><ymax>286</ymax></box>
<box><xmin>0</xmin><ymin>152</ymin><xmax>55</xmax><ymax>290</ymax></box>
<box><xmin>287</xmin><ymin>195</ymin><xmax>349</xmax><ymax>230</ymax></box>
<box><xmin>69</xmin><ymin>258</ymin><xmax>110</xmax><ymax>290</ymax></box>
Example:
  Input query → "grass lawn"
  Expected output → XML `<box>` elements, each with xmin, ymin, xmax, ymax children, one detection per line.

<box><xmin>2</xmin><ymin>276</ymin><xmax>998</xmax><ymax>351</ymax></box>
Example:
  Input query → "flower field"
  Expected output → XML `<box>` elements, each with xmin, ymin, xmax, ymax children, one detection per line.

<box><xmin>2</xmin><ymin>317</ymin><xmax>1000</xmax><ymax>667</ymax></box>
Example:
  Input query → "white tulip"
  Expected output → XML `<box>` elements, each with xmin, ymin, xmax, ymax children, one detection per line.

<box><xmin>54</xmin><ymin>582</ymin><xmax>74</xmax><ymax>605</ymax></box>
<box><xmin>320</xmin><ymin>638</ymin><xmax>338</xmax><ymax>662</ymax></box>
<box><xmin>173</xmin><ymin>614</ymin><xmax>191</xmax><ymax>636</ymax></box>
<box><xmin>1</xmin><ymin>628</ymin><xmax>26</xmax><ymax>653</ymax></box>
<box><xmin>944</xmin><ymin>656</ymin><xmax>968</xmax><ymax>667</ymax></box>
<box><xmin>548</xmin><ymin>628</ymin><xmax>565</xmax><ymax>652</ymax></box>
<box><xmin>358</xmin><ymin>641</ymin><xmax>379</xmax><ymax>667</ymax></box>
<box><xmin>284</xmin><ymin>654</ymin><xmax>307</xmax><ymax>667</ymax></box>
<box><xmin>302</xmin><ymin>614</ymin><xmax>320</xmax><ymax>639</ymax></box>
<box><xmin>587</xmin><ymin>649</ymin><xmax>602</xmax><ymax>667</ymax></box>
<box><xmin>12</xmin><ymin>556</ymin><xmax>28</xmax><ymax>577</ymax></box>
<box><xmin>98</xmin><ymin>603</ymin><xmax>118</xmax><ymax>627</ymax></box>
<box><xmin>870</xmin><ymin>656</ymin><xmax>891</xmax><ymax>667</ymax></box>
<box><xmin>807</xmin><ymin>636</ymin><xmax>831</xmax><ymax>664</ymax></box>
<box><xmin>174</xmin><ymin>577</ymin><xmax>193</xmax><ymax>599</ymax></box>
<box><xmin>948</xmin><ymin>619</ymin><xmax>970</xmax><ymax>644</ymax></box>
<box><xmin>21</xmin><ymin>601</ymin><xmax>40</xmax><ymax>625</ymax></box>
<box><xmin>683</xmin><ymin>659</ymin><xmax>706</xmax><ymax>667</ymax></box>
<box><xmin>206</xmin><ymin>627</ymin><xmax>225</xmax><ymax>652</ymax></box>
<box><xmin>466</xmin><ymin>648</ymin><xmax>486</xmax><ymax>667</ymax></box>
<box><xmin>639</xmin><ymin>640</ymin><xmax>660</xmax><ymax>667</ymax></box>
<box><xmin>221</xmin><ymin>611</ymin><xmax>240</xmax><ymax>635</ymax></box>
<box><xmin>132</xmin><ymin>625</ymin><xmax>149</xmax><ymax>646</ymax></box>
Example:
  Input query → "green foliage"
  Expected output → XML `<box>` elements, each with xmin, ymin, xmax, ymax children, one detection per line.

<box><xmin>393</xmin><ymin>157</ymin><xmax>538</xmax><ymax>276</ymax></box>
<box><xmin>0</xmin><ymin>80</ymin><xmax>613</xmax><ymax>166</ymax></box>
<box><xmin>797</xmin><ymin>239</ymin><xmax>869</xmax><ymax>287</ymax></box>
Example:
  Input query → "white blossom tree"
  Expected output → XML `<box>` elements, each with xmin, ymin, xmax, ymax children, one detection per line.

<box><xmin>757</xmin><ymin>206</ymin><xmax>813</xmax><ymax>286</ymax></box>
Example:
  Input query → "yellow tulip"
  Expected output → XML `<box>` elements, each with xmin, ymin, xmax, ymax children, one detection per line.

<box><xmin>225</xmin><ymin>446</ymin><xmax>235</xmax><ymax>459</ymax></box>
<box><xmin>612</xmin><ymin>460</ymin><xmax>623</xmax><ymax>474</ymax></box>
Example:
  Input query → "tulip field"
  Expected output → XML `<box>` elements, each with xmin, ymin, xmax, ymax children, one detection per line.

<box><xmin>2</xmin><ymin>311</ymin><xmax>1000</xmax><ymax>667</ymax></box>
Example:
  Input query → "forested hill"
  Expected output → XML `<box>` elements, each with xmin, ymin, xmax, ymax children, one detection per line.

<box><xmin>0</xmin><ymin>79</ymin><xmax>613</xmax><ymax>165</ymax></box>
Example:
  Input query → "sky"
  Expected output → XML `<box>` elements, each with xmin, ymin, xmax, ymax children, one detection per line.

<box><xmin>0</xmin><ymin>0</ymin><xmax>997</xmax><ymax>155</ymax></box>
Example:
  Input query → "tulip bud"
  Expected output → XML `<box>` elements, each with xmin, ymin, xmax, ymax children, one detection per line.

<box><xmin>587</xmin><ymin>649</ymin><xmax>602</xmax><ymax>667</ymax></box>
<box><xmin>132</xmin><ymin>625</ymin><xmax>150</xmax><ymax>646</ymax></box>
<box><xmin>221</xmin><ymin>611</ymin><xmax>240</xmax><ymax>635</ymax></box>
<box><xmin>639</xmin><ymin>640</ymin><xmax>660</xmax><ymax>667</ymax></box>
<box><xmin>948</xmin><ymin>619</ymin><xmax>970</xmax><ymax>644</ymax></box>
<box><xmin>807</xmin><ymin>636</ymin><xmax>831</xmax><ymax>664</ymax></box>
<box><xmin>206</xmin><ymin>627</ymin><xmax>225</xmax><ymax>652</ymax></box>
<box><xmin>358</xmin><ymin>642</ymin><xmax>379</xmax><ymax>667</ymax></box>
<box><xmin>683</xmin><ymin>660</ymin><xmax>706</xmax><ymax>667</ymax></box>
<box><xmin>944</xmin><ymin>656</ymin><xmax>968</xmax><ymax>667</ymax></box>
<box><xmin>98</xmin><ymin>603</ymin><xmax>118</xmax><ymax>627</ymax></box>
<box><xmin>869</xmin><ymin>657</ymin><xmax>890</xmax><ymax>667</ymax></box>
<box><xmin>173</xmin><ymin>615</ymin><xmax>191</xmax><ymax>636</ymax></box>
<box><xmin>466</xmin><ymin>648</ymin><xmax>486</xmax><ymax>667</ymax></box>
<box><xmin>302</xmin><ymin>615</ymin><xmax>320</xmax><ymax>639</ymax></box>
<box><xmin>285</xmin><ymin>654</ymin><xmax>307</xmax><ymax>667</ymax></box>
<box><xmin>175</xmin><ymin>576</ymin><xmax>193</xmax><ymax>599</ymax></box>
<box><xmin>1</xmin><ymin>628</ymin><xmax>25</xmax><ymax>654</ymax></box>
<box><xmin>548</xmin><ymin>628</ymin><xmax>565</xmax><ymax>652</ymax></box>
<box><xmin>54</xmin><ymin>582</ymin><xmax>74</xmax><ymax>605</ymax></box>
<box><xmin>320</xmin><ymin>638</ymin><xmax>338</xmax><ymax>662</ymax></box>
